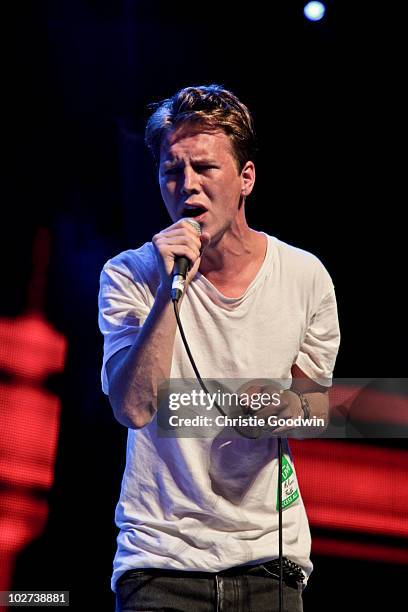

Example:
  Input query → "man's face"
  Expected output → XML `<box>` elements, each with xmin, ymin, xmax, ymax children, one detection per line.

<box><xmin>159</xmin><ymin>127</ymin><xmax>249</xmax><ymax>243</ymax></box>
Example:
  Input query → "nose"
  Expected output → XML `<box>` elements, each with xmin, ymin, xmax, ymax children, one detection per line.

<box><xmin>180</xmin><ymin>166</ymin><xmax>199</xmax><ymax>195</ymax></box>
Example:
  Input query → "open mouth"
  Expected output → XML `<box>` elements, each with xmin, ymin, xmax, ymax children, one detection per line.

<box><xmin>182</xmin><ymin>206</ymin><xmax>207</xmax><ymax>218</ymax></box>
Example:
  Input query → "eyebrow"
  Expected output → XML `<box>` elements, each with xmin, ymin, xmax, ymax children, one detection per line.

<box><xmin>191</xmin><ymin>157</ymin><xmax>219</xmax><ymax>165</ymax></box>
<box><xmin>162</xmin><ymin>157</ymin><xmax>219</xmax><ymax>167</ymax></box>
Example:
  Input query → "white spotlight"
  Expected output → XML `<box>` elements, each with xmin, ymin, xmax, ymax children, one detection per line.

<box><xmin>304</xmin><ymin>2</ymin><xmax>326</xmax><ymax>22</ymax></box>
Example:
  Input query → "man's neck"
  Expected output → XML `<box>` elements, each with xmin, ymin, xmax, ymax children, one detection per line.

<box><xmin>199</xmin><ymin>225</ymin><xmax>267</xmax><ymax>287</ymax></box>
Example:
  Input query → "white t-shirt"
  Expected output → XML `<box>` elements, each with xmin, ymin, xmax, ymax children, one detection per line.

<box><xmin>98</xmin><ymin>233</ymin><xmax>340</xmax><ymax>592</ymax></box>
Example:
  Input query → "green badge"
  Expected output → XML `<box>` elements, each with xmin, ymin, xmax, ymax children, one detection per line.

<box><xmin>276</xmin><ymin>454</ymin><xmax>299</xmax><ymax>511</ymax></box>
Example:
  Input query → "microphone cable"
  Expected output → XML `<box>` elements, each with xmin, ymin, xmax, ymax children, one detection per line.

<box><xmin>172</xmin><ymin>297</ymin><xmax>285</xmax><ymax>612</ymax></box>
<box><xmin>172</xmin><ymin>299</ymin><xmax>219</xmax><ymax>410</ymax></box>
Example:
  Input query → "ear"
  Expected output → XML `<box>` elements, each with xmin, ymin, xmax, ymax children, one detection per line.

<box><xmin>240</xmin><ymin>161</ymin><xmax>256</xmax><ymax>197</ymax></box>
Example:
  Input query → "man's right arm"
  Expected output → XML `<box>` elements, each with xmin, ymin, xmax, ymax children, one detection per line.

<box><xmin>106</xmin><ymin>286</ymin><xmax>177</xmax><ymax>429</ymax></box>
<box><xmin>105</xmin><ymin>220</ymin><xmax>210</xmax><ymax>429</ymax></box>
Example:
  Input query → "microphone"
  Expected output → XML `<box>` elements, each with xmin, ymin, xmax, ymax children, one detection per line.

<box><xmin>171</xmin><ymin>218</ymin><xmax>202</xmax><ymax>302</ymax></box>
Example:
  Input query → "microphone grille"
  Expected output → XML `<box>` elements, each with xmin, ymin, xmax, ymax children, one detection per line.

<box><xmin>182</xmin><ymin>217</ymin><xmax>202</xmax><ymax>235</ymax></box>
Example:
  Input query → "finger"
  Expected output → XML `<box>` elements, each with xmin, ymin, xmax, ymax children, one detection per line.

<box><xmin>154</xmin><ymin>234</ymin><xmax>201</xmax><ymax>253</ymax></box>
<box><xmin>157</xmin><ymin>230</ymin><xmax>202</xmax><ymax>248</ymax></box>
<box><xmin>156</xmin><ymin>245</ymin><xmax>201</xmax><ymax>264</ymax></box>
<box><xmin>238</xmin><ymin>386</ymin><xmax>263</xmax><ymax>414</ymax></box>
<box><xmin>156</xmin><ymin>235</ymin><xmax>202</xmax><ymax>251</ymax></box>
<box><xmin>177</xmin><ymin>220</ymin><xmax>204</xmax><ymax>235</ymax></box>
<box><xmin>253</xmin><ymin>403</ymin><xmax>290</xmax><ymax>420</ymax></box>
<box><xmin>240</xmin><ymin>382</ymin><xmax>266</xmax><ymax>396</ymax></box>
<box><xmin>266</xmin><ymin>424</ymin><xmax>297</xmax><ymax>436</ymax></box>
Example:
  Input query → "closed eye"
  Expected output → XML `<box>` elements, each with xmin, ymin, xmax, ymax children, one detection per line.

<box><xmin>162</xmin><ymin>164</ymin><xmax>218</xmax><ymax>176</ymax></box>
<box><xmin>194</xmin><ymin>165</ymin><xmax>218</xmax><ymax>172</ymax></box>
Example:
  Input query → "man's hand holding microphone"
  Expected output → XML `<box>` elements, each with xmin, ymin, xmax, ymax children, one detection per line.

<box><xmin>152</xmin><ymin>219</ymin><xmax>211</xmax><ymax>302</ymax></box>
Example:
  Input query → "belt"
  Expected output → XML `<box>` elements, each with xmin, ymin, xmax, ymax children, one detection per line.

<box><xmin>251</xmin><ymin>557</ymin><xmax>305</xmax><ymax>588</ymax></box>
<box><xmin>118</xmin><ymin>557</ymin><xmax>304</xmax><ymax>589</ymax></box>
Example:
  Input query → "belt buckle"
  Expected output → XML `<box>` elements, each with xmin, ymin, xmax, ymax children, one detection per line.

<box><xmin>262</xmin><ymin>557</ymin><xmax>304</xmax><ymax>588</ymax></box>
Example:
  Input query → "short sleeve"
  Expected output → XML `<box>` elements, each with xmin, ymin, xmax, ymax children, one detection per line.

<box><xmin>98</xmin><ymin>260</ymin><xmax>151</xmax><ymax>395</ymax></box>
<box><xmin>295</xmin><ymin>280</ymin><xmax>341</xmax><ymax>387</ymax></box>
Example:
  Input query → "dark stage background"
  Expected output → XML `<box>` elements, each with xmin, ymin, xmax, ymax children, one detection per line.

<box><xmin>1</xmin><ymin>1</ymin><xmax>406</xmax><ymax>610</ymax></box>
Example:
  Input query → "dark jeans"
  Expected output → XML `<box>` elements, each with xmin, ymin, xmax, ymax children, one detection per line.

<box><xmin>115</xmin><ymin>562</ymin><xmax>304</xmax><ymax>612</ymax></box>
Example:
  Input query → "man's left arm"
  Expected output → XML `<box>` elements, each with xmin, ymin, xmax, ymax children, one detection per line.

<box><xmin>245</xmin><ymin>364</ymin><xmax>330</xmax><ymax>436</ymax></box>
<box><xmin>283</xmin><ymin>363</ymin><xmax>330</xmax><ymax>434</ymax></box>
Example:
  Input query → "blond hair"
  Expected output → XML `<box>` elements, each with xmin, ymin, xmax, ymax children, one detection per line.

<box><xmin>145</xmin><ymin>84</ymin><xmax>257</xmax><ymax>172</ymax></box>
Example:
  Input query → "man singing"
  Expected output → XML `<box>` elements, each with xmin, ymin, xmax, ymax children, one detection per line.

<box><xmin>98</xmin><ymin>84</ymin><xmax>340</xmax><ymax>611</ymax></box>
